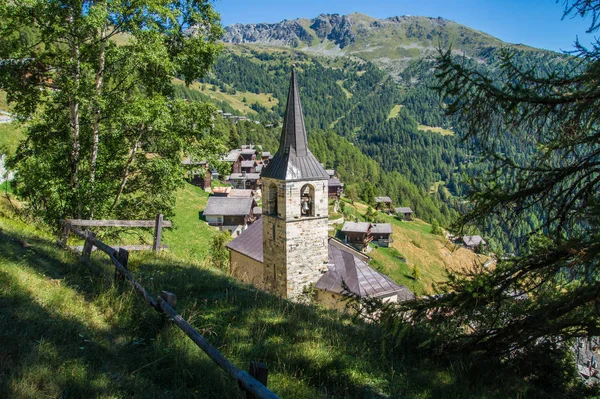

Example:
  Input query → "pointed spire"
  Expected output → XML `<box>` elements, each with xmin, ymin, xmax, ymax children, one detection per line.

<box><xmin>260</xmin><ymin>68</ymin><xmax>329</xmax><ymax>181</ymax></box>
<box><xmin>278</xmin><ymin>67</ymin><xmax>308</xmax><ymax>157</ymax></box>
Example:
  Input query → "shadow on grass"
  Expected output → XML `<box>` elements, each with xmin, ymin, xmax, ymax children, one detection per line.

<box><xmin>0</xmin><ymin>227</ymin><xmax>576</xmax><ymax>398</ymax></box>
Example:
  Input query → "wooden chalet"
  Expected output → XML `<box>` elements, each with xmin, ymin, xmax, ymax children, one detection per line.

<box><xmin>341</xmin><ymin>222</ymin><xmax>372</xmax><ymax>250</ymax></box>
<box><xmin>375</xmin><ymin>196</ymin><xmax>393</xmax><ymax>213</ymax></box>
<box><xmin>462</xmin><ymin>235</ymin><xmax>487</xmax><ymax>251</ymax></box>
<box><xmin>203</xmin><ymin>196</ymin><xmax>257</xmax><ymax>237</ymax></box>
<box><xmin>395</xmin><ymin>207</ymin><xmax>413</xmax><ymax>221</ymax></box>
<box><xmin>370</xmin><ymin>223</ymin><xmax>393</xmax><ymax>247</ymax></box>
<box><xmin>227</xmin><ymin>172</ymin><xmax>261</xmax><ymax>190</ymax></box>
<box><xmin>328</xmin><ymin>177</ymin><xmax>344</xmax><ymax>199</ymax></box>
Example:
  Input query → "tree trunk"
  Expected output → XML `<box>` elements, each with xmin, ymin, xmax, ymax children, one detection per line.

<box><xmin>89</xmin><ymin>19</ymin><xmax>107</xmax><ymax>219</ymax></box>
<box><xmin>68</xmin><ymin>14</ymin><xmax>81</xmax><ymax>217</ymax></box>
<box><xmin>111</xmin><ymin>131</ymin><xmax>143</xmax><ymax>212</ymax></box>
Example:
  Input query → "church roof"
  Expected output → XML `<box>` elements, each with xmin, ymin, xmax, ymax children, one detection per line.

<box><xmin>261</xmin><ymin>69</ymin><xmax>329</xmax><ymax>182</ymax></box>
<box><xmin>226</xmin><ymin>219</ymin><xmax>263</xmax><ymax>262</ymax></box>
<box><xmin>316</xmin><ymin>239</ymin><xmax>414</xmax><ymax>299</ymax></box>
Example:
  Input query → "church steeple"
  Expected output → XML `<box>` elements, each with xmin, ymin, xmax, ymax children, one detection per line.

<box><xmin>261</xmin><ymin>68</ymin><xmax>329</xmax><ymax>182</ymax></box>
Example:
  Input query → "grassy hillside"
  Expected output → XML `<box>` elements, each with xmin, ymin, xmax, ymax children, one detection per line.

<box><xmin>0</xmin><ymin>196</ymin><xmax>528</xmax><ymax>398</ymax></box>
<box><xmin>336</xmin><ymin>198</ymin><xmax>484</xmax><ymax>296</ymax></box>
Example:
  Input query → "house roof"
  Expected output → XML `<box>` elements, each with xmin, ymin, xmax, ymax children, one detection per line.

<box><xmin>316</xmin><ymin>239</ymin><xmax>414</xmax><ymax>299</ymax></box>
<box><xmin>241</xmin><ymin>160</ymin><xmax>255</xmax><ymax>168</ymax></box>
<box><xmin>395</xmin><ymin>207</ymin><xmax>413</xmax><ymax>214</ymax></box>
<box><xmin>326</xmin><ymin>169</ymin><xmax>335</xmax><ymax>177</ymax></box>
<box><xmin>212</xmin><ymin>186</ymin><xmax>231</xmax><ymax>195</ymax></box>
<box><xmin>261</xmin><ymin>69</ymin><xmax>329</xmax><ymax>182</ymax></box>
<box><xmin>370</xmin><ymin>223</ymin><xmax>392</xmax><ymax>234</ymax></box>
<box><xmin>222</xmin><ymin>150</ymin><xmax>240</xmax><ymax>162</ymax></box>
<box><xmin>463</xmin><ymin>235</ymin><xmax>486</xmax><ymax>246</ymax></box>
<box><xmin>253</xmin><ymin>206</ymin><xmax>262</xmax><ymax>215</ymax></box>
<box><xmin>240</xmin><ymin>149</ymin><xmax>257</xmax><ymax>155</ymax></box>
<box><xmin>262</xmin><ymin>152</ymin><xmax>271</xmax><ymax>157</ymax></box>
<box><xmin>228</xmin><ymin>173</ymin><xmax>261</xmax><ymax>181</ymax></box>
<box><xmin>341</xmin><ymin>222</ymin><xmax>371</xmax><ymax>233</ymax></box>
<box><xmin>203</xmin><ymin>197</ymin><xmax>254</xmax><ymax>216</ymax></box>
<box><xmin>329</xmin><ymin>177</ymin><xmax>343</xmax><ymax>187</ymax></box>
<box><xmin>375</xmin><ymin>196</ymin><xmax>393</xmax><ymax>203</ymax></box>
<box><xmin>226</xmin><ymin>219</ymin><xmax>263</xmax><ymax>262</ymax></box>
<box><xmin>230</xmin><ymin>189</ymin><xmax>254</xmax><ymax>198</ymax></box>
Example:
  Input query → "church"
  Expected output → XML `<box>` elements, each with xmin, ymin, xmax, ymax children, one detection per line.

<box><xmin>226</xmin><ymin>69</ymin><xmax>414</xmax><ymax>310</ymax></box>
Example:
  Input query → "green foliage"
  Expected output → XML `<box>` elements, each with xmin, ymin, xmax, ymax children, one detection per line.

<box><xmin>411</xmin><ymin>265</ymin><xmax>421</xmax><ymax>281</ymax></box>
<box><xmin>0</xmin><ymin>0</ymin><xmax>223</xmax><ymax>228</ymax></box>
<box><xmin>431</xmin><ymin>219</ymin><xmax>443</xmax><ymax>236</ymax></box>
<box><xmin>209</xmin><ymin>230</ymin><xmax>231</xmax><ymax>272</ymax></box>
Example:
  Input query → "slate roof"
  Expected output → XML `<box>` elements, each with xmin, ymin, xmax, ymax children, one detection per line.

<box><xmin>370</xmin><ymin>223</ymin><xmax>392</xmax><ymax>234</ymax></box>
<box><xmin>316</xmin><ymin>239</ymin><xmax>414</xmax><ymax>299</ymax></box>
<box><xmin>240</xmin><ymin>149</ymin><xmax>257</xmax><ymax>155</ymax></box>
<box><xmin>203</xmin><ymin>197</ymin><xmax>254</xmax><ymax>216</ymax></box>
<box><xmin>262</xmin><ymin>152</ymin><xmax>271</xmax><ymax>158</ymax></box>
<box><xmin>329</xmin><ymin>177</ymin><xmax>343</xmax><ymax>187</ymax></box>
<box><xmin>241</xmin><ymin>160</ymin><xmax>255</xmax><ymax>168</ymax></box>
<box><xmin>395</xmin><ymin>207</ymin><xmax>413</xmax><ymax>214</ymax></box>
<box><xmin>228</xmin><ymin>173</ymin><xmax>261</xmax><ymax>180</ymax></box>
<box><xmin>326</xmin><ymin>169</ymin><xmax>336</xmax><ymax>177</ymax></box>
<box><xmin>463</xmin><ymin>235</ymin><xmax>486</xmax><ymax>246</ymax></box>
<box><xmin>261</xmin><ymin>69</ymin><xmax>329</xmax><ymax>182</ymax></box>
<box><xmin>226</xmin><ymin>219</ymin><xmax>263</xmax><ymax>262</ymax></box>
<box><xmin>341</xmin><ymin>222</ymin><xmax>371</xmax><ymax>233</ymax></box>
<box><xmin>253</xmin><ymin>206</ymin><xmax>262</xmax><ymax>215</ymax></box>
<box><xmin>375</xmin><ymin>196</ymin><xmax>393</xmax><ymax>203</ymax></box>
<box><xmin>222</xmin><ymin>150</ymin><xmax>240</xmax><ymax>162</ymax></box>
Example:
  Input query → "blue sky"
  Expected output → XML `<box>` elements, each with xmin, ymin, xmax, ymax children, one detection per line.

<box><xmin>213</xmin><ymin>0</ymin><xmax>596</xmax><ymax>52</ymax></box>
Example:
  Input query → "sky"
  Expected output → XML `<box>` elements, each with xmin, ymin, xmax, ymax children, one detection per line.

<box><xmin>212</xmin><ymin>0</ymin><xmax>596</xmax><ymax>52</ymax></box>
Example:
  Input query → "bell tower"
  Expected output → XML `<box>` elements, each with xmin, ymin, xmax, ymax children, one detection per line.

<box><xmin>261</xmin><ymin>69</ymin><xmax>330</xmax><ymax>299</ymax></box>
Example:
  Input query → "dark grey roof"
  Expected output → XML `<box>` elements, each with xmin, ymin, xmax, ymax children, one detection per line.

<box><xmin>228</xmin><ymin>173</ymin><xmax>261</xmax><ymax>181</ymax></box>
<box><xmin>203</xmin><ymin>197</ymin><xmax>254</xmax><ymax>216</ymax></box>
<box><xmin>226</xmin><ymin>220</ymin><xmax>263</xmax><ymax>262</ymax></box>
<box><xmin>341</xmin><ymin>222</ymin><xmax>370</xmax><ymax>233</ymax></box>
<box><xmin>316</xmin><ymin>239</ymin><xmax>414</xmax><ymax>299</ymax></box>
<box><xmin>463</xmin><ymin>235</ymin><xmax>486</xmax><ymax>246</ymax></box>
<box><xmin>241</xmin><ymin>160</ymin><xmax>255</xmax><ymax>168</ymax></box>
<box><xmin>395</xmin><ymin>207</ymin><xmax>413</xmax><ymax>214</ymax></box>
<box><xmin>261</xmin><ymin>69</ymin><xmax>329</xmax><ymax>182</ymax></box>
<box><xmin>329</xmin><ymin>177</ymin><xmax>343</xmax><ymax>187</ymax></box>
<box><xmin>375</xmin><ymin>196</ymin><xmax>393</xmax><ymax>203</ymax></box>
<box><xmin>370</xmin><ymin>223</ymin><xmax>392</xmax><ymax>234</ymax></box>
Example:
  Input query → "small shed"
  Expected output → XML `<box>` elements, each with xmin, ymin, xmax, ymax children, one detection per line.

<box><xmin>375</xmin><ymin>196</ymin><xmax>393</xmax><ymax>212</ymax></box>
<box><xmin>328</xmin><ymin>177</ymin><xmax>344</xmax><ymax>199</ymax></box>
<box><xmin>395</xmin><ymin>207</ymin><xmax>413</xmax><ymax>221</ymax></box>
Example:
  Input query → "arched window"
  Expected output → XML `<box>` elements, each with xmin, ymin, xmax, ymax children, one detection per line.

<box><xmin>267</xmin><ymin>183</ymin><xmax>278</xmax><ymax>216</ymax></box>
<box><xmin>300</xmin><ymin>184</ymin><xmax>315</xmax><ymax>217</ymax></box>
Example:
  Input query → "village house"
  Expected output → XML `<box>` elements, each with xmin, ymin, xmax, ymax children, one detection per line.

<box><xmin>341</xmin><ymin>221</ymin><xmax>394</xmax><ymax>250</ymax></box>
<box><xmin>182</xmin><ymin>158</ymin><xmax>211</xmax><ymax>192</ymax></box>
<box><xmin>225</xmin><ymin>69</ymin><xmax>412</xmax><ymax>309</ymax></box>
<box><xmin>375</xmin><ymin>196</ymin><xmax>394</xmax><ymax>213</ymax></box>
<box><xmin>202</xmin><ymin>196</ymin><xmax>257</xmax><ymax>236</ymax></box>
<box><xmin>227</xmin><ymin>172</ymin><xmax>261</xmax><ymax>190</ymax></box>
<box><xmin>395</xmin><ymin>207</ymin><xmax>414</xmax><ymax>221</ymax></box>
<box><xmin>462</xmin><ymin>235</ymin><xmax>487</xmax><ymax>251</ymax></box>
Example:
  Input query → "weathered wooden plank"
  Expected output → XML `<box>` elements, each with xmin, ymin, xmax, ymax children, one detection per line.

<box><xmin>69</xmin><ymin>244</ymin><xmax>168</xmax><ymax>252</ymax></box>
<box><xmin>247</xmin><ymin>362</ymin><xmax>269</xmax><ymax>399</ymax></box>
<box><xmin>82</xmin><ymin>232</ymin><xmax>96</xmax><ymax>262</ymax></box>
<box><xmin>157</xmin><ymin>298</ymin><xmax>280</xmax><ymax>399</ymax></box>
<box><xmin>64</xmin><ymin>219</ymin><xmax>172</xmax><ymax>228</ymax></box>
<box><xmin>153</xmin><ymin>214</ymin><xmax>164</xmax><ymax>254</ymax></box>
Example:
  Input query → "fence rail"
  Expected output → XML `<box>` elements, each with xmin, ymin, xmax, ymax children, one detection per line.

<box><xmin>61</xmin><ymin>221</ymin><xmax>279</xmax><ymax>399</ymax></box>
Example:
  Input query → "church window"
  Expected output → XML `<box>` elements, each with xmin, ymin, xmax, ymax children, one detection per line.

<box><xmin>300</xmin><ymin>184</ymin><xmax>315</xmax><ymax>217</ymax></box>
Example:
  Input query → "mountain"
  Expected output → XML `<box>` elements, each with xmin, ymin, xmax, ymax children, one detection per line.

<box><xmin>222</xmin><ymin>13</ymin><xmax>547</xmax><ymax>80</ymax></box>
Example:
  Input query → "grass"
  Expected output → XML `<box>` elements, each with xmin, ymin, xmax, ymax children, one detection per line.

<box><xmin>335</xmin><ymin>80</ymin><xmax>353</xmax><ymax>99</ymax></box>
<box><xmin>0</xmin><ymin>122</ymin><xmax>24</xmax><ymax>155</ymax></box>
<box><xmin>172</xmin><ymin>79</ymin><xmax>279</xmax><ymax>115</ymax></box>
<box><xmin>387</xmin><ymin>104</ymin><xmax>404</xmax><ymax>120</ymax></box>
<box><xmin>339</xmin><ymin>198</ymin><xmax>484</xmax><ymax>295</ymax></box>
<box><xmin>0</xmin><ymin>196</ymin><xmax>529</xmax><ymax>399</ymax></box>
<box><xmin>0</xmin><ymin>90</ymin><xmax>9</xmax><ymax>111</ymax></box>
<box><xmin>417</xmin><ymin>124</ymin><xmax>454</xmax><ymax>136</ymax></box>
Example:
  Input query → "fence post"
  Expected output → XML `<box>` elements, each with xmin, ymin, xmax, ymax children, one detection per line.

<box><xmin>160</xmin><ymin>291</ymin><xmax>177</xmax><ymax>308</ymax></box>
<box><xmin>82</xmin><ymin>231</ymin><xmax>96</xmax><ymax>262</ymax></box>
<box><xmin>246</xmin><ymin>362</ymin><xmax>268</xmax><ymax>399</ymax></box>
<box><xmin>59</xmin><ymin>224</ymin><xmax>70</xmax><ymax>248</ymax></box>
<box><xmin>115</xmin><ymin>247</ymin><xmax>129</xmax><ymax>283</ymax></box>
<box><xmin>153</xmin><ymin>214</ymin><xmax>164</xmax><ymax>254</ymax></box>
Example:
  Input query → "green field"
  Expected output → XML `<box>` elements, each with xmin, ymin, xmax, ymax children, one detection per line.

<box><xmin>0</xmin><ymin>195</ymin><xmax>532</xmax><ymax>399</ymax></box>
<box><xmin>417</xmin><ymin>124</ymin><xmax>454</xmax><ymax>136</ymax></box>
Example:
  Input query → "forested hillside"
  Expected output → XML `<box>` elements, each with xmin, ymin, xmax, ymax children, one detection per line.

<box><xmin>173</xmin><ymin>14</ymin><xmax>575</xmax><ymax>253</ymax></box>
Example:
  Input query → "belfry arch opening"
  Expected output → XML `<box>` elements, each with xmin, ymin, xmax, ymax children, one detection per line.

<box><xmin>300</xmin><ymin>184</ymin><xmax>315</xmax><ymax>217</ymax></box>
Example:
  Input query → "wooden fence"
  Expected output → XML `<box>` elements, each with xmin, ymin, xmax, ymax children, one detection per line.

<box><xmin>63</xmin><ymin>214</ymin><xmax>171</xmax><ymax>254</ymax></box>
<box><xmin>62</xmin><ymin>221</ymin><xmax>280</xmax><ymax>399</ymax></box>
